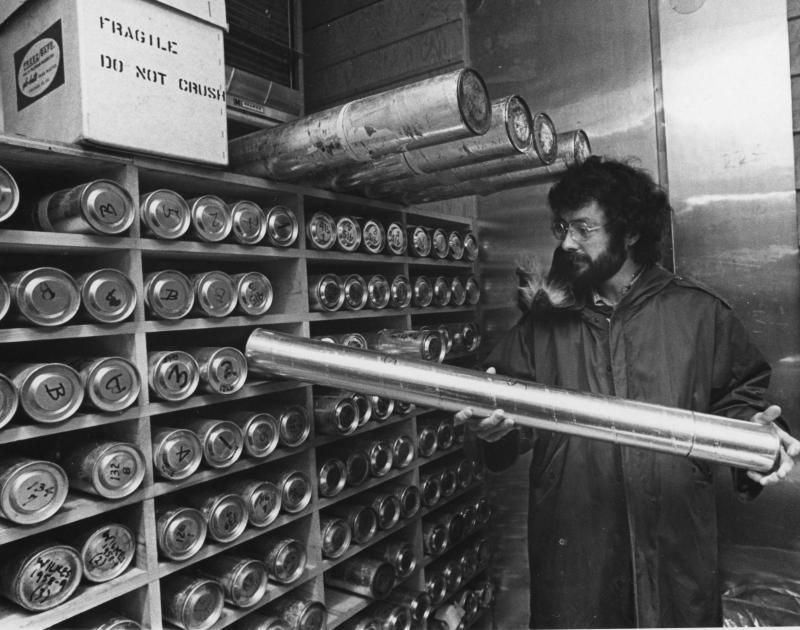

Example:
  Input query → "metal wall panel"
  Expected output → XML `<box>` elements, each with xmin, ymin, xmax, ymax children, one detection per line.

<box><xmin>658</xmin><ymin>0</ymin><xmax>800</xmax><ymax>551</ymax></box>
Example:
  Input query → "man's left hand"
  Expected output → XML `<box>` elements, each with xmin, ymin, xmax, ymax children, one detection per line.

<box><xmin>746</xmin><ymin>405</ymin><xmax>800</xmax><ymax>486</ymax></box>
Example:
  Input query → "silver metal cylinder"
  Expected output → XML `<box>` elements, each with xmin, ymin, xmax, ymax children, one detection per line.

<box><xmin>250</xmin><ymin>535</ymin><xmax>307</xmax><ymax>584</ymax></box>
<box><xmin>0</xmin><ymin>457</ymin><xmax>68</xmax><ymax>524</ymax></box>
<box><xmin>147</xmin><ymin>350</ymin><xmax>200</xmax><ymax>402</ymax></box>
<box><xmin>417</xmin><ymin>424</ymin><xmax>439</xmax><ymax>458</ymax></box>
<box><xmin>232</xmin><ymin>272</ymin><xmax>273</xmax><ymax>316</ymax></box>
<box><xmin>37</xmin><ymin>180</ymin><xmax>135</xmax><ymax>235</ymax></box>
<box><xmin>326</xmin><ymin>556</ymin><xmax>396</xmax><ymax>599</ymax></box>
<box><xmin>328</xmin><ymin>503</ymin><xmax>378</xmax><ymax>545</ymax></box>
<box><xmin>161</xmin><ymin>574</ymin><xmax>224</xmax><ymax>630</ymax></box>
<box><xmin>392</xmin><ymin>435</ymin><xmax>416</xmax><ymax>469</ymax></box>
<box><xmin>412</xmin><ymin>276</ymin><xmax>433</xmax><ymax>308</ymax></box>
<box><xmin>385</xmin><ymin>222</ymin><xmax>407</xmax><ymax>256</ymax></box>
<box><xmin>76</xmin><ymin>268</ymin><xmax>137</xmax><ymax>324</ymax></box>
<box><xmin>359</xmin><ymin>489</ymin><xmax>402</xmax><ymax>530</ymax></box>
<box><xmin>450</xmin><ymin>277</ymin><xmax>467</xmax><ymax>307</ymax></box>
<box><xmin>422</xmin><ymin>521</ymin><xmax>449</xmax><ymax>556</ymax></box>
<box><xmin>269</xmin><ymin>597</ymin><xmax>326</xmax><ymax>630</ymax></box>
<box><xmin>226</xmin><ymin>478</ymin><xmax>282</xmax><ymax>528</ymax></box>
<box><xmin>229</xmin><ymin>68</ymin><xmax>491</xmax><ymax>181</ymax></box>
<box><xmin>227</xmin><ymin>411</ymin><xmax>280</xmax><ymax>459</ymax></box>
<box><xmin>369</xmin><ymin>602</ymin><xmax>412</xmax><ymax>630</ymax></box>
<box><xmin>389</xmin><ymin>275</ymin><xmax>412</xmax><ymax>309</ymax></box>
<box><xmin>275</xmin><ymin>470</ymin><xmax>312</xmax><ymax>513</ymax></box>
<box><xmin>143</xmin><ymin>270</ymin><xmax>195</xmax><ymax>320</ymax></box>
<box><xmin>315</xmin><ymin>393</ymin><xmax>360</xmax><ymax>436</ymax></box>
<box><xmin>184</xmin><ymin>489</ymin><xmax>248</xmax><ymax>543</ymax></box>
<box><xmin>431</xmin><ymin>228</ymin><xmax>450</xmax><ymax>260</ymax></box>
<box><xmin>321</xmin><ymin>516</ymin><xmax>352</xmax><ymax>559</ymax></box>
<box><xmin>360</xmin><ymin>219</ymin><xmax>386</xmax><ymax>254</ymax></box>
<box><xmin>152</xmin><ymin>427</ymin><xmax>203</xmax><ymax>480</ymax></box>
<box><xmin>187</xmin><ymin>195</ymin><xmax>232</xmax><ymax>243</ymax></box>
<box><xmin>155</xmin><ymin>505</ymin><xmax>207</xmax><ymax>561</ymax></box>
<box><xmin>318</xmin><ymin>457</ymin><xmax>348</xmax><ymax>498</ymax></box>
<box><xmin>186</xmin><ymin>346</ymin><xmax>248</xmax><ymax>395</ymax></box>
<box><xmin>306</xmin><ymin>211</ymin><xmax>337</xmax><ymax>250</ymax></box>
<box><xmin>367</xmin><ymin>274</ymin><xmax>391</xmax><ymax>309</ymax></box>
<box><xmin>190</xmin><ymin>271</ymin><xmax>237</xmax><ymax>318</ymax></box>
<box><xmin>0</xmin><ymin>542</ymin><xmax>82</xmax><ymax>611</ymax></box>
<box><xmin>140</xmin><ymin>189</ymin><xmax>191</xmax><ymax>240</ymax></box>
<box><xmin>0</xmin><ymin>164</ymin><xmax>20</xmax><ymax>223</ymax></box>
<box><xmin>370</xmin><ymin>540</ymin><xmax>417</xmax><ymax>579</ymax></box>
<box><xmin>343</xmin><ymin>274</ymin><xmax>369</xmax><ymax>311</ymax></box>
<box><xmin>229</xmin><ymin>200</ymin><xmax>267</xmax><ymax>245</ymax></box>
<box><xmin>4</xmin><ymin>362</ymin><xmax>84</xmax><ymax>423</ymax></box>
<box><xmin>448</xmin><ymin>231</ymin><xmax>465</xmax><ymax>261</ymax></box>
<box><xmin>246</xmin><ymin>330</ymin><xmax>782</xmax><ymax>472</ymax></box>
<box><xmin>370</xmin><ymin>395</ymin><xmax>395</xmax><ymax>422</ymax></box>
<box><xmin>370</xmin><ymin>329</ymin><xmax>445</xmax><ymax>363</ymax></box>
<box><xmin>64</xmin><ymin>521</ymin><xmax>135</xmax><ymax>583</ymax></box>
<box><xmin>197</xmin><ymin>554</ymin><xmax>269</xmax><ymax>608</ymax></box>
<box><xmin>264</xmin><ymin>205</ymin><xmax>299</xmax><ymax>248</ymax></box>
<box><xmin>71</xmin><ymin>356</ymin><xmax>140</xmax><ymax>413</ymax></box>
<box><xmin>184</xmin><ymin>419</ymin><xmax>244</xmax><ymax>469</ymax></box>
<box><xmin>336</xmin><ymin>216</ymin><xmax>362</xmax><ymax>252</ymax></box>
<box><xmin>339</xmin><ymin>333</ymin><xmax>369</xmax><ymax>349</ymax></box>
<box><xmin>432</xmin><ymin>276</ymin><xmax>452</xmax><ymax>307</ymax></box>
<box><xmin>5</xmin><ymin>267</ymin><xmax>81</xmax><ymax>326</ymax></box>
<box><xmin>308</xmin><ymin>273</ymin><xmax>344</xmax><ymax>312</ymax></box>
<box><xmin>60</xmin><ymin>440</ymin><xmax>146</xmax><ymax>499</ymax></box>
<box><xmin>408</xmin><ymin>226</ymin><xmax>432</xmax><ymax>257</ymax></box>
<box><xmin>386</xmin><ymin>589</ymin><xmax>432</xmax><ymax>627</ymax></box>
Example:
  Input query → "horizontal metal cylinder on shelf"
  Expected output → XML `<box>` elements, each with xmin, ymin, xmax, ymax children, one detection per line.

<box><xmin>229</xmin><ymin>68</ymin><xmax>492</xmax><ymax>181</ymax></box>
<box><xmin>325</xmin><ymin>94</ymin><xmax>535</xmax><ymax>192</ymax></box>
<box><xmin>362</xmin><ymin>111</ymin><xmax>558</xmax><ymax>201</ymax></box>
<box><xmin>245</xmin><ymin>330</ymin><xmax>781</xmax><ymax>472</ymax></box>
<box><xmin>400</xmin><ymin>128</ymin><xmax>592</xmax><ymax>204</ymax></box>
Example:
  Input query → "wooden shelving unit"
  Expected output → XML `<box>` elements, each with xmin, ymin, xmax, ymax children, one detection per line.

<box><xmin>0</xmin><ymin>133</ymin><xmax>489</xmax><ymax>629</ymax></box>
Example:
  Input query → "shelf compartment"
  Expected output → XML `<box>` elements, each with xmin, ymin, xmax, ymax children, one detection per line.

<box><xmin>0</xmin><ymin>406</ymin><xmax>142</xmax><ymax>445</ymax></box>
<box><xmin>0</xmin><ymin>567</ymin><xmax>148</xmax><ymax>630</ymax></box>
<box><xmin>0</xmin><ymin>321</ymin><xmax>139</xmax><ymax>344</ymax></box>
<box><xmin>146</xmin><ymin>380</ymin><xmax>305</xmax><ymax>417</ymax></box>
<box><xmin>139</xmin><ymin>238</ymin><xmax>304</xmax><ymax>262</ymax></box>
<box><xmin>151</xmin><ymin>443</ymin><xmax>312</xmax><ymax>498</ymax></box>
<box><xmin>157</xmin><ymin>507</ymin><xmax>313</xmax><ymax>578</ymax></box>
<box><xmin>0</xmin><ymin>489</ymin><xmax>147</xmax><ymax>545</ymax></box>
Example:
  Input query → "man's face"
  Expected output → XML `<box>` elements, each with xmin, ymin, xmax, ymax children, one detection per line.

<box><xmin>553</xmin><ymin>200</ymin><xmax>626</xmax><ymax>289</ymax></box>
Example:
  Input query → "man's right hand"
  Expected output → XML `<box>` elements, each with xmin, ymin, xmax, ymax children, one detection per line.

<box><xmin>454</xmin><ymin>367</ymin><xmax>516</xmax><ymax>442</ymax></box>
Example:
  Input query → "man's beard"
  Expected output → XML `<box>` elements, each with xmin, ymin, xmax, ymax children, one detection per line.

<box><xmin>562</xmin><ymin>239</ymin><xmax>627</xmax><ymax>292</ymax></box>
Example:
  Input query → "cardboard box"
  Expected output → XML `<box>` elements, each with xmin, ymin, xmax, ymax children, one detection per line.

<box><xmin>0</xmin><ymin>0</ymin><xmax>229</xmax><ymax>165</ymax></box>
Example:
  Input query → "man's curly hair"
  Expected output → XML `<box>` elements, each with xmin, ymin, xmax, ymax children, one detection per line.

<box><xmin>547</xmin><ymin>156</ymin><xmax>671</xmax><ymax>266</ymax></box>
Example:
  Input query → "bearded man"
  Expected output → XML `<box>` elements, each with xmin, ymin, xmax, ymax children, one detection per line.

<box><xmin>457</xmin><ymin>156</ymin><xmax>799</xmax><ymax>628</ymax></box>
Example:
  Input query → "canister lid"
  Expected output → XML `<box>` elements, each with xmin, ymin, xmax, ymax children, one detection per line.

<box><xmin>450</xmin><ymin>277</ymin><xmax>466</xmax><ymax>306</ymax></box>
<box><xmin>189</xmin><ymin>195</ymin><xmax>232</xmax><ymax>242</ymax></box>
<box><xmin>200</xmin><ymin>420</ymin><xmax>244</xmax><ymax>468</ymax></box>
<box><xmin>457</xmin><ymin>68</ymin><xmax>492</xmax><ymax>136</ymax></box>
<box><xmin>1</xmin><ymin>459</ymin><xmax>68</xmax><ymax>524</ymax></box>
<box><xmin>139</xmin><ymin>189</ymin><xmax>190</xmax><ymax>239</ymax></box>
<box><xmin>386</xmin><ymin>222</ymin><xmax>407</xmax><ymax>255</ymax></box>
<box><xmin>281</xmin><ymin>471</ymin><xmax>311</xmax><ymax>513</ymax></box>
<box><xmin>393</xmin><ymin>544</ymin><xmax>417</xmax><ymax>578</ymax></box>
<box><xmin>235</xmin><ymin>272</ymin><xmax>273</xmax><ymax>316</ymax></box>
<box><xmin>370</xmin><ymin>396</ymin><xmax>394</xmax><ymax>421</ymax></box>
<box><xmin>227</xmin><ymin>559</ymin><xmax>269</xmax><ymax>607</ymax></box>
<box><xmin>296</xmin><ymin>601</ymin><xmax>327</xmax><ymax>630</ymax></box>
<box><xmin>532</xmin><ymin>112</ymin><xmax>558</xmax><ymax>165</ymax></box>
<box><xmin>158</xmin><ymin>506</ymin><xmax>207</xmax><ymax>560</ymax></box>
<box><xmin>343</xmin><ymin>274</ymin><xmax>367</xmax><ymax>310</ymax></box>
<box><xmin>336</xmin><ymin>216</ymin><xmax>362</xmax><ymax>252</ymax></box>
<box><xmin>240</xmin><ymin>413</ymin><xmax>279</xmax><ymax>458</ymax></box>
<box><xmin>18</xmin><ymin>363</ymin><xmax>83</xmax><ymax>423</ymax></box>
<box><xmin>79</xmin><ymin>523</ymin><xmax>135</xmax><ymax>582</ymax></box>
<box><xmin>457</xmin><ymin>459</ymin><xmax>475</xmax><ymax>487</ymax></box>
<box><xmin>144</xmin><ymin>270</ymin><xmax>194</xmax><ymax>320</ymax></box>
<box><xmin>460</xmin><ymin>322</ymin><xmax>481</xmax><ymax>352</ymax></box>
<box><xmin>437</xmin><ymin>325</ymin><xmax>453</xmax><ymax>353</ymax></box>
<box><xmin>345</xmin><ymin>451</ymin><xmax>370</xmax><ymax>486</ymax></box>
<box><xmin>573</xmin><ymin>129</ymin><xmax>592</xmax><ymax>165</ymax></box>
<box><xmin>178</xmin><ymin>578</ymin><xmax>224</xmax><ymax>630</ymax></box>
<box><xmin>321</xmin><ymin>517</ymin><xmax>352</xmax><ymax>558</ymax></box>
<box><xmin>265</xmin><ymin>205</ymin><xmax>299</xmax><ymax>247</ymax></box>
<box><xmin>230</xmin><ymin>200</ymin><xmax>267</xmax><ymax>245</ymax></box>
<box><xmin>399</xmin><ymin>485</ymin><xmax>421</xmax><ymax>517</ymax></box>
<box><xmin>392</xmin><ymin>435</ymin><xmax>416</xmax><ymax>467</ymax></box>
<box><xmin>0</xmin><ymin>372</ymin><xmax>18</xmax><ymax>429</ymax></box>
<box><xmin>465</xmin><ymin>275</ymin><xmax>480</xmax><ymax>305</ymax></box>
<box><xmin>421</xmin><ymin>476</ymin><xmax>441</xmax><ymax>506</ymax></box>
<box><xmin>370</xmin><ymin>561</ymin><xmax>397</xmax><ymax>598</ymax></box>
<box><xmin>149</xmin><ymin>351</ymin><xmax>200</xmax><ymax>401</ymax></box>
<box><xmin>15</xmin><ymin>267</ymin><xmax>81</xmax><ymax>326</ymax></box>
<box><xmin>244</xmin><ymin>480</ymin><xmax>281</xmax><ymax>527</ymax></box>
<box><xmin>426</xmin><ymin>571</ymin><xmax>448</xmax><ymax>604</ymax></box>
<box><xmin>0</xmin><ymin>275</ymin><xmax>9</xmax><ymax>322</ymax></box>
<box><xmin>200</xmin><ymin>346</ymin><xmax>248</xmax><ymax>395</ymax></box>
<box><xmin>92</xmin><ymin>442</ymin><xmax>146</xmax><ymax>499</ymax></box>
<box><xmin>351</xmin><ymin>506</ymin><xmax>378</xmax><ymax>543</ymax></box>
<box><xmin>440</xmin><ymin>468</ymin><xmax>458</xmax><ymax>496</ymax></box>
<box><xmin>80</xmin><ymin>269</ymin><xmax>137</xmax><ymax>324</ymax></box>
<box><xmin>153</xmin><ymin>428</ymin><xmax>203</xmax><ymax>480</ymax></box>
<box><xmin>376</xmin><ymin>495</ymin><xmax>401</xmax><ymax>529</ymax></box>
<box><xmin>361</xmin><ymin>219</ymin><xmax>385</xmax><ymax>254</ymax></box>
<box><xmin>83</xmin><ymin>356</ymin><xmax>141</xmax><ymax>412</ymax></box>
<box><xmin>14</xmin><ymin>544</ymin><xmax>82</xmax><ymax>611</ymax></box>
<box><xmin>279</xmin><ymin>405</ymin><xmax>310</xmax><ymax>447</ymax></box>
<box><xmin>0</xmin><ymin>164</ymin><xmax>19</xmax><ymax>223</ymax></box>
<box><xmin>193</xmin><ymin>271</ymin><xmax>237</xmax><ymax>317</ymax></box>
<box><xmin>339</xmin><ymin>333</ymin><xmax>368</xmax><ymax>349</ymax></box>
<box><xmin>390</xmin><ymin>275</ymin><xmax>411</xmax><ymax>308</ymax></box>
<box><xmin>431</xmin><ymin>228</ymin><xmax>449</xmax><ymax>259</ymax></box>
<box><xmin>448</xmin><ymin>231</ymin><xmax>464</xmax><ymax>260</ymax></box>
<box><xmin>271</xmin><ymin>538</ymin><xmax>307</xmax><ymax>583</ymax></box>
<box><xmin>318</xmin><ymin>458</ymin><xmax>347</xmax><ymax>497</ymax></box>
<box><xmin>306</xmin><ymin>211</ymin><xmax>337</xmax><ymax>250</ymax></box>
<box><xmin>80</xmin><ymin>180</ymin><xmax>135</xmax><ymax>235</ymax></box>
<box><xmin>351</xmin><ymin>393</ymin><xmax>372</xmax><ymax>425</ymax></box>
<box><xmin>421</xmin><ymin>332</ymin><xmax>445</xmax><ymax>363</ymax></box>
<box><xmin>463</xmin><ymin>232</ymin><xmax>479</xmax><ymax>261</ymax></box>
<box><xmin>409</xmin><ymin>226</ymin><xmax>431</xmax><ymax>257</ymax></box>
<box><xmin>413</xmin><ymin>276</ymin><xmax>433</xmax><ymax>308</ymax></box>
<box><xmin>367</xmin><ymin>275</ymin><xmax>390</xmax><ymax>309</ymax></box>
<box><xmin>432</xmin><ymin>276</ymin><xmax>452</xmax><ymax>307</ymax></box>
<box><xmin>313</xmin><ymin>274</ymin><xmax>344</xmax><ymax>312</ymax></box>
<box><xmin>206</xmin><ymin>493</ymin><xmax>248</xmax><ymax>543</ymax></box>
<box><xmin>505</xmin><ymin>94</ymin><xmax>534</xmax><ymax>151</ymax></box>
<box><xmin>418</xmin><ymin>426</ymin><xmax>439</xmax><ymax>456</ymax></box>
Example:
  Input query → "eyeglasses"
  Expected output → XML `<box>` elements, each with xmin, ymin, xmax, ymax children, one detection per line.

<box><xmin>550</xmin><ymin>219</ymin><xmax>606</xmax><ymax>243</ymax></box>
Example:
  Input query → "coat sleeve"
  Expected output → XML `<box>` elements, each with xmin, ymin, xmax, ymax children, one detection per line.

<box><xmin>708</xmin><ymin>300</ymin><xmax>777</xmax><ymax>498</ymax></box>
<box><xmin>477</xmin><ymin>314</ymin><xmax>537</xmax><ymax>473</ymax></box>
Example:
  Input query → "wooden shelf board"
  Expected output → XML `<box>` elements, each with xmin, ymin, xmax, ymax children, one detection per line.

<box><xmin>151</xmin><ymin>443</ymin><xmax>312</xmax><ymax>498</ymax></box>
<box><xmin>139</xmin><ymin>238</ymin><xmax>303</xmax><ymax>261</ymax></box>
<box><xmin>0</xmin><ymin>134</ymin><xmax>132</xmax><ymax>170</ymax></box>
<box><xmin>0</xmin><ymin>406</ymin><xmax>141</xmax><ymax>445</ymax></box>
<box><xmin>0</xmin><ymin>568</ymin><xmax>149</xmax><ymax>630</ymax></box>
<box><xmin>303</xmin><ymin>249</ymin><xmax>472</xmax><ymax>268</ymax></box>
<box><xmin>0</xmin><ymin>229</ymin><xmax>139</xmax><ymax>253</ymax></box>
<box><xmin>313</xmin><ymin>412</ymin><xmax>416</xmax><ymax>449</ymax></box>
<box><xmin>157</xmin><ymin>507</ymin><xmax>313</xmax><ymax>578</ymax></box>
<box><xmin>306</xmin><ymin>306</ymin><xmax>472</xmax><ymax>323</ymax></box>
<box><xmin>143</xmin><ymin>312</ymin><xmax>305</xmax><ymax>333</ymax></box>
<box><xmin>146</xmin><ymin>380</ymin><xmax>305</xmax><ymax>417</ymax></box>
<box><xmin>325</xmin><ymin>589</ymin><xmax>372</xmax><ymax>628</ymax></box>
<box><xmin>0</xmin><ymin>489</ymin><xmax>147</xmax><ymax>545</ymax></box>
<box><xmin>0</xmin><ymin>321</ymin><xmax>138</xmax><ymax>344</ymax></box>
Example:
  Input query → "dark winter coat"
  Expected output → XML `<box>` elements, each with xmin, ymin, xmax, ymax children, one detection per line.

<box><xmin>482</xmin><ymin>264</ymin><xmax>770</xmax><ymax>628</ymax></box>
